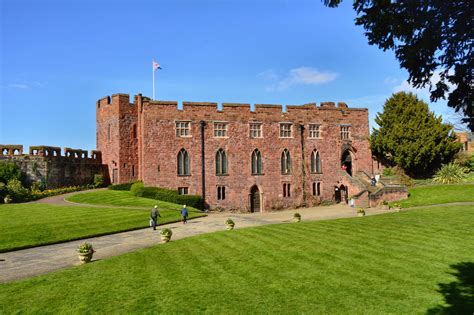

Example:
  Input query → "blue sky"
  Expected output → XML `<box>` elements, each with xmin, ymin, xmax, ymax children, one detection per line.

<box><xmin>0</xmin><ymin>0</ymin><xmax>455</xmax><ymax>151</ymax></box>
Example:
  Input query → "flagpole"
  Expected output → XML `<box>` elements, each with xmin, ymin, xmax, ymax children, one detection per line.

<box><xmin>152</xmin><ymin>62</ymin><xmax>155</xmax><ymax>100</ymax></box>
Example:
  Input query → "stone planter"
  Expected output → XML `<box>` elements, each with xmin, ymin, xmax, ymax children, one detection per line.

<box><xmin>395</xmin><ymin>207</ymin><xmax>401</xmax><ymax>212</ymax></box>
<box><xmin>78</xmin><ymin>251</ymin><xmax>94</xmax><ymax>264</ymax></box>
<box><xmin>226</xmin><ymin>224</ymin><xmax>234</xmax><ymax>230</ymax></box>
<box><xmin>357</xmin><ymin>212</ymin><xmax>365</xmax><ymax>217</ymax></box>
<box><xmin>293</xmin><ymin>217</ymin><xmax>301</xmax><ymax>223</ymax></box>
<box><xmin>161</xmin><ymin>235</ymin><xmax>171</xmax><ymax>243</ymax></box>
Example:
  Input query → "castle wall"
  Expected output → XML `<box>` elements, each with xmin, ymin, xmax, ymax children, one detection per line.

<box><xmin>0</xmin><ymin>146</ymin><xmax>105</xmax><ymax>188</ymax></box>
<box><xmin>99</xmin><ymin>94</ymin><xmax>372</xmax><ymax>211</ymax></box>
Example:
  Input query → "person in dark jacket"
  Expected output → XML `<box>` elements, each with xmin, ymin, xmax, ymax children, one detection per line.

<box><xmin>150</xmin><ymin>205</ymin><xmax>161</xmax><ymax>230</ymax></box>
<box><xmin>181</xmin><ymin>205</ymin><xmax>188</xmax><ymax>224</ymax></box>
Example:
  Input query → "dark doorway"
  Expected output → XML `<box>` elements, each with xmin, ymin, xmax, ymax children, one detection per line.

<box><xmin>341</xmin><ymin>150</ymin><xmax>353</xmax><ymax>176</ymax></box>
<box><xmin>334</xmin><ymin>185</ymin><xmax>341</xmax><ymax>203</ymax></box>
<box><xmin>250</xmin><ymin>185</ymin><xmax>261</xmax><ymax>213</ymax></box>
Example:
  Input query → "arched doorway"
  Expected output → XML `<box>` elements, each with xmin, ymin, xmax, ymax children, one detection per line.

<box><xmin>340</xmin><ymin>184</ymin><xmax>348</xmax><ymax>204</ymax></box>
<box><xmin>250</xmin><ymin>185</ymin><xmax>261</xmax><ymax>213</ymax></box>
<box><xmin>341</xmin><ymin>150</ymin><xmax>353</xmax><ymax>176</ymax></box>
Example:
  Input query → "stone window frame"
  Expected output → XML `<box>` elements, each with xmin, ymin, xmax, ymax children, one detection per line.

<box><xmin>249</xmin><ymin>122</ymin><xmax>263</xmax><ymax>138</ymax></box>
<box><xmin>251</xmin><ymin>149</ymin><xmax>263</xmax><ymax>175</ymax></box>
<box><xmin>340</xmin><ymin>124</ymin><xmax>351</xmax><ymax>140</ymax></box>
<box><xmin>178</xmin><ymin>187</ymin><xmax>189</xmax><ymax>195</ymax></box>
<box><xmin>217</xmin><ymin>186</ymin><xmax>226</xmax><ymax>200</ymax></box>
<box><xmin>308</xmin><ymin>124</ymin><xmax>322</xmax><ymax>139</ymax></box>
<box><xmin>279</xmin><ymin>123</ymin><xmax>293</xmax><ymax>138</ymax></box>
<box><xmin>213</xmin><ymin>121</ymin><xmax>228</xmax><ymax>138</ymax></box>
<box><xmin>177</xmin><ymin>148</ymin><xmax>190</xmax><ymax>176</ymax></box>
<box><xmin>215</xmin><ymin>148</ymin><xmax>228</xmax><ymax>176</ymax></box>
<box><xmin>281</xmin><ymin>149</ymin><xmax>291</xmax><ymax>175</ymax></box>
<box><xmin>283</xmin><ymin>182</ymin><xmax>291</xmax><ymax>198</ymax></box>
<box><xmin>310</xmin><ymin>149</ymin><xmax>322</xmax><ymax>174</ymax></box>
<box><xmin>175</xmin><ymin>121</ymin><xmax>192</xmax><ymax>138</ymax></box>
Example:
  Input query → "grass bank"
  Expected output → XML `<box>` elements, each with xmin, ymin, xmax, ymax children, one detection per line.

<box><xmin>0</xmin><ymin>203</ymin><xmax>204</xmax><ymax>252</ymax></box>
<box><xmin>396</xmin><ymin>184</ymin><xmax>474</xmax><ymax>208</ymax></box>
<box><xmin>1</xmin><ymin>206</ymin><xmax>473</xmax><ymax>313</ymax></box>
<box><xmin>66</xmin><ymin>190</ymin><xmax>199</xmax><ymax>211</ymax></box>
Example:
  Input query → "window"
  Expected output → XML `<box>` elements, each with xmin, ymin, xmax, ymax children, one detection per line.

<box><xmin>214</xmin><ymin>122</ymin><xmax>228</xmax><ymax>137</ymax></box>
<box><xmin>132</xmin><ymin>165</ymin><xmax>135</xmax><ymax>177</ymax></box>
<box><xmin>107</xmin><ymin>124</ymin><xmax>111</xmax><ymax>140</ymax></box>
<box><xmin>215</xmin><ymin>149</ymin><xmax>228</xmax><ymax>175</ymax></box>
<box><xmin>309</xmin><ymin>124</ymin><xmax>321</xmax><ymax>138</ymax></box>
<box><xmin>311</xmin><ymin>150</ymin><xmax>322</xmax><ymax>173</ymax></box>
<box><xmin>251</xmin><ymin>149</ymin><xmax>263</xmax><ymax>175</ymax></box>
<box><xmin>283</xmin><ymin>183</ymin><xmax>291</xmax><ymax>197</ymax></box>
<box><xmin>217</xmin><ymin>186</ymin><xmax>226</xmax><ymax>200</ymax></box>
<box><xmin>281</xmin><ymin>149</ymin><xmax>291</xmax><ymax>174</ymax></box>
<box><xmin>177</xmin><ymin>148</ymin><xmax>190</xmax><ymax>175</ymax></box>
<box><xmin>178</xmin><ymin>187</ymin><xmax>188</xmax><ymax>195</ymax></box>
<box><xmin>249</xmin><ymin>123</ymin><xmax>262</xmax><ymax>138</ymax></box>
<box><xmin>312</xmin><ymin>182</ymin><xmax>321</xmax><ymax>196</ymax></box>
<box><xmin>176</xmin><ymin>121</ymin><xmax>191</xmax><ymax>137</ymax></box>
<box><xmin>341</xmin><ymin>126</ymin><xmax>350</xmax><ymax>140</ymax></box>
<box><xmin>280</xmin><ymin>123</ymin><xmax>292</xmax><ymax>138</ymax></box>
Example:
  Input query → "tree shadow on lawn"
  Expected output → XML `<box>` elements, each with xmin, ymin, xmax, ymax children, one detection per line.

<box><xmin>427</xmin><ymin>262</ymin><xmax>474</xmax><ymax>314</ymax></box>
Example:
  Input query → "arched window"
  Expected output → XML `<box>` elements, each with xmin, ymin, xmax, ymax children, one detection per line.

<box><xmin>177</xmin><ymin>149</ymin><xmax>190</xmax><ymax>175</ymax></box>
<box><xmin>311</xmin><ymin>150</ymin><xmax>322</xmax><ymax>173</ymax></box>
<box><xmin>281</xmin><ymin>149</ymin><xmax>291</xmax><ymax>174</ymax></box>
<box><xmin>216</xmin><ymin>149</ymin><xmax>228</xmax><ymax>175</ymax></box>
<box><xmin>251</xmin><ymin>149</ymin><xmax>263</xmax><ymax>175</ymax></box>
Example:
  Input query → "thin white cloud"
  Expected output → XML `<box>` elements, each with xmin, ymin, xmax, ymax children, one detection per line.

<box><xmin>1</xmin><ymin>83</ymin><xmax>29</xmax><ymax>89</ymax></box>
<box><xmin>260</xmin><ymin>67</ymin><xmax>338</xmax><ymax>92</ymax></box>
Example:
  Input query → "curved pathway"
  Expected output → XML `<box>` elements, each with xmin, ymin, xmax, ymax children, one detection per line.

<box><xmin>0</xmin><ymin>196</ymin><xmax>399</xmax><ymax>283</ymax></box>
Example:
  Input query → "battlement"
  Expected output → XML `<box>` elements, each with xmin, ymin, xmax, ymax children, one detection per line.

<box><xmin>96</xmin><ymin>94</ymin><xmax>368</xmax><ymax>114</ymax></box>
<box><xmin>0</xmin><ymin>145</ymin><xmax>102</xmax><ymax>162</ymax></box>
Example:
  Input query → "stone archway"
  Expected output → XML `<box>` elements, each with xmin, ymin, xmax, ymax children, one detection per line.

<box><xmin>250</xmin><ymin>185</ymin><xmax>261</xmax><ymax>213</ymax></box>
<box><xmin>341</xmin><ymin>150</ymin><xmax>353</xmax><ymax>176</ymax></box>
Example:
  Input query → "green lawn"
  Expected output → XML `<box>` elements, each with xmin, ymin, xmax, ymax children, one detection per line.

<box><xmin>0</xmin><ymin>204</ymin><xmax>204</xmax><ymax>252</ymax></box>
<box><xmin>66</xmin><ymin>190</ymin><xmax>199</xmax><ymax>211</ymax></box>
<box><xmin>1</xmin><ymin>206</ymin><xmax>473</xmax><ymax>314</ymax></box>
<box><xmin>396</xmin><ymin>184</ymin><xmax>474</xmax><ymax>208</ymax></box>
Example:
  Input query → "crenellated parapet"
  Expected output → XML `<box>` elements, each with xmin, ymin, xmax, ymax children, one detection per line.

<box><xmin>0</xmin><ymin>145</ymin><xmax>102</xmax><ymax>161</ymax></box>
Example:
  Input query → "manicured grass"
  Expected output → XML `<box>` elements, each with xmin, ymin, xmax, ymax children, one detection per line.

<box><xmin>66</xmin><ymin>190</ymin><xmax>199</xmax><ymax>211</ymax></box>
<box><xmin>395</xmin><ymin>184</ymin><xmax>474</xmax><ymax>208</ymax></box>
<box><xmin>0</xmin><ymin>203</ymin><xmax>204</xmax><ymax>252</ymax></box>
<box><xmin>1</xmin><ymin>206</ymin><xmax>473</xmax><ymax>313</ymax></box>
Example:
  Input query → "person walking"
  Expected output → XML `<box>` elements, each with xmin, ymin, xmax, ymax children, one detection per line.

<box><xmin>181</xmin><ymin>205</ymin><xmax>188</xmax><ymax>224</ymax></box>
<box><xmin>150</xmin><ymin>205</ymin><xmax>161</xmax><ymax>230</ymax></box>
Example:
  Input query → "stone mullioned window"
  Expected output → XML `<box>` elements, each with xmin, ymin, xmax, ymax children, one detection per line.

<box><xmin>176</xmin><ymin>121</ymin><xmax>191</xmax><ymax>137</ymax></box>
<box><xmin>214</xmin><ymin>122</ymin><xmax>228</xmax><ymax>137</ymax></box>
<box><xmin>249</xmin><ymin>123</ymin><xmax>262</xmax><ymax>138</ymax></box>
<box><xmin>279</xmin><ymin>123</ymin><xmax>292</xmax><ymax>138</ymax></box>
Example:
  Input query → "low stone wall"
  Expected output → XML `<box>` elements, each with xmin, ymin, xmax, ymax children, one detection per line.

<box><xmin>0</xmin><ymin>145</ymin><xmax>108</xmax><ymax>188</ymax></box>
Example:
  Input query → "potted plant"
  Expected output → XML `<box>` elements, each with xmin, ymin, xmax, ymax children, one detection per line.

<box><xmin>379</xmin><ymin>200</ymin><xmax>390</xmax><ymax>210</ymax></box>
<box><xmin>77</xmin><ymin>242</ymin><xmax>95</xmax><ymax>264</ymax></box>
<box><xmin>357</xmin><ymin>207</ymin><xmax>365</xmax><ymax>217</ymax></box>
<box><xmin>293</xmin><ymin>212</ymin><xmax>301</xmax><ymax>222</ymax></box>
<box><xmin>160</xmin><ymin>228</ymin><xmax>173</xmax><ymax>243</ymax></box>
<box><xmin>392</xmin><ymin>202</ymin><xmax>402</xmax><ymax>212</ymax></box>
<box><xmin>225</xmin><ymin>218</ymin><xmax>235</xmax><ymax>230</ymax></box>
<box><xmin>3</xmin><ymin>195</ymin><xmax>12</xmax><ymax>204</ymax></box>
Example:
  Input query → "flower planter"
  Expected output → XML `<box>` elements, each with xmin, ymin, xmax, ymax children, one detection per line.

<box><xmin>161</xmin><ymin>235</ymin><xmax>171</xmax><ymax>243</ymax></box>
<box><xmin>226</xmin><ymin>224</ymin><xmax>234</xmax><ymax>230</ymax></box>
<box><xmin>78</xmin><ymin>251</ymin><xmax>94</xmax><ymax>264</ymax></box>
<box><xmin>357</xmin><ymin>212</ymin><xmax>365</xmax><ymax>217</ymax></box>
<box><xmin>293</xmin><ymin>217</ymin><xmax>301</xmax><ymax>223</ymax></box>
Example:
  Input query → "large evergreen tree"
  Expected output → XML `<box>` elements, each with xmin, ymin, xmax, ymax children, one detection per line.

<box><xmin>371</xmin><ymin>92</ymin><xmax>461</xmax><ymax>178</ymax></box>
<box><xmin>323</xmin><ymin>0</ymin><xmax>473</xmax><ymax>131</ymax></box>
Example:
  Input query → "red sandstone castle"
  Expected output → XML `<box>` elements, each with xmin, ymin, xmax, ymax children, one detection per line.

<box><xmin>97</xmin><ymin>93</ymin><xmax>404</xmax><ymax>212</ymax></box>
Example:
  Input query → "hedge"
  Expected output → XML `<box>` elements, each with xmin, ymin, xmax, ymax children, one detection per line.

<box><xmin>108</xmin><ymin>181</ymin><xmax>142</xmax><ymax>191</ymax></box>
<box><xmin>131</xmin><ymin>184</ymin><xmax>203</xmax><ymax>209</ymax></box>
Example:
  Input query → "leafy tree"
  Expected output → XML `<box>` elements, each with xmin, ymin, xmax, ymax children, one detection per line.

<box><xmin>371</xmin><ymin>92</ymin><xmax>462</xmax><ymax>177</ymax></box>
<box><xmin>323</xmin><ymin>0</ymin><xmax>474</xmax><ymax>131</ymax></box>
<box><xmin>0</xmin><ymin>161</ymin><xmax>24</xmax><ymax>184</ymax></box>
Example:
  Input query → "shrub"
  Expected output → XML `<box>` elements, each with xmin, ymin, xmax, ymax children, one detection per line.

<box><xmin>160</xmin><ymin>228</ymin><xmax>173</xmax><ymax>237</ymax></box>
<box><xmin>77</xmin><ymin>242</ymin><xmax>94</xmax><ymax>254</ymax></box>
<box><xmin>93</xmin><ymin>174</ymin><xmax>106</xmax><ymax>188</ymax></box>
<box><xmin>470</xmin><ymin>154</ymin><xmax>474</xmax><ymax>172</ymax></box>
<box><xmin>453</xmin><ymin>151</ymin><xmax>471</xmax><ymax>167</ymax></box>
<box><xmin>432</xmin><ymin>163</ymin><xmax>468</xmax><ymax>184</ymax></box>
<box><xmin>109</xmin><ymin>181</ymin><xmax>142</xmax><ymax>191</ymax></box>
<box><xmin>131</xmin><ymin>184</ymin><xmax>203</xmax><ymax>209</ymax></box>
<box><xmin>382</xmin><ymin>167</ymin><xmax>394</xmax><ymax>177</ymax></box>
<box><xmin>225</xmin><ymin>219</ymin><xmax>235</xmax><ymax>226</ymax></box>
<box><xmin>6</xmin><ymin>178</ymin><xmax>31</xmax><ymax>202</ymax></box>
<box><xmin>293</xmin><ymin>212</ymin><xmax>301</xmax><ymax>219</ymax></box>
<box><xmin>0</xmin><ymin>161</ymin><xmax>24</xmax><ymax>184</ymax></box>
<box><xmin>357</xmin><ymin>207</ymin><xmax>365</xmax><ymax>214</ymax></box>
